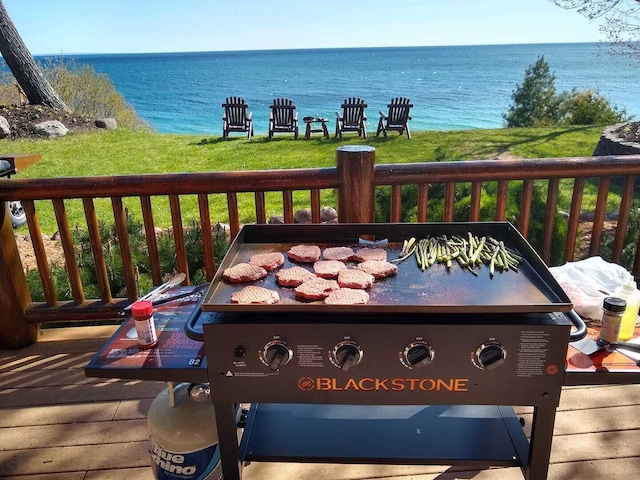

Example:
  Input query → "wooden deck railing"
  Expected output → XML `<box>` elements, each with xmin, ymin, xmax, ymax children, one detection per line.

<box><xmin>2</xmin><ymin>146</ymin><xmax>640</xmax><ymax>349</ymax></box>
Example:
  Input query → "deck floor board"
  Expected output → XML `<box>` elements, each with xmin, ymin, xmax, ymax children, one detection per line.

<box><xmin>1</xmin><ymin>326</ymin><xmax>639</xmax><ymax>480</ymax></box>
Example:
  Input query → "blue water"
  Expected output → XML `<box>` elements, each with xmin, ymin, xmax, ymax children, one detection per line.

<box><xmin>28</xmin><ymin>43</ymin><xmax>640</xmax><ymax>135</ymax></box>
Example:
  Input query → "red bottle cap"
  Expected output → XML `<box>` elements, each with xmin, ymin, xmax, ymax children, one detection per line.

<box><xmin>131</xmin><ymin>299</ymin><xmax>154</xmax><ymax>317</ymax></box>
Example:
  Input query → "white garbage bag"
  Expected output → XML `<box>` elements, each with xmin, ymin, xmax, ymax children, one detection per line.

<box><xmin>549</xmin><ymin>256</ymin><xmax>633</xmax><ymax>321</ymax></box>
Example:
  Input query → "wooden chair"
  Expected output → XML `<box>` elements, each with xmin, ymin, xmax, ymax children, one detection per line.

<box><xmin>335</xmin><ymin>97</ymin><xmax>367</xmax><ymax>139</ymax></box>
<box><xmin>222</xmin><ymin>97</ymin><xmax>254</xmax><ymax>140</ymax></box>
<box><xmin>376</xmin><ymin>97</ymin><xmax>413</xmax><ymax>139</ymax></box>
<box><xmin>268</xmin><ymin>98</ymin><xmax>299</xmax><ymax>140</ymax></box>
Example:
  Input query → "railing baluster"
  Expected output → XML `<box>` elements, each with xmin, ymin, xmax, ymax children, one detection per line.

<box><xmin>227</xmin><ymin>192</ymin><xmax>240</xmax><ymax>238</ymax></box>
<box><xmin>469</xmin><ymin>181</ymin><xmax>482</xmax><ymax>222</ymax></box>
<box><xmin>255</xmin><ymin>191</ymin><xmax>266</xmax><ymax>224</ymax></box>
<box><xmin>565</xmin><ymin>178</ymin><xmax>585</xmax><ymax>262</ymax></box>
<box><xmin>111</xmin><ymin>197</ymin><xmax>137</xmax><ymax>301</ymax></box>
<box><xmin>52</xmin><ymin>199</ymin><xmax>84</xmax><ymax>304</ymax></box>
<box><xmin>311</xmin><ymin>189</ymin><xmax>321</xmax><ymax>223</ymax></box>
<box><xmin>82</xmin><ymin>198</ymin><xmax>112</xmax><ymax>303</ymax></box>
<box><xmin>417</xmin><ymin>184</ymin><xmax>428</xmax><ymax>222</ymax></box>
<box><xmin>169</xmin><ymin>195</ymin><xmax>189</xmax><ymax>285</ymax></box>
<box><xmin>541</xmin><ymin>178</ymin><xmax>560</xmax><ymax>264</ymax></box>
<box><xmin>283</xmin><ymin>190</ymin><xmax>294</xmax><ymax>223</ymax></box>
<box><xmin>22</xmin><ymin>200</ymin><xmax>56</xmax><ymax>305</ymax></box>
<box><xmin>444</xmin><ymin>182</ymin><xmax>455</xmax><ymax>222</ymax></box>
<box><xmin>140</xmin><ymin>196</ymin><xmax>162</xmax><ymax>286</ymax></box>
<box><xmin>198</xmin><ymin>193</ymin><xmax>216</xmax><ymax>281</ymax></box>
<box><xmin>495</xmin><ymin>180</ymin><xmax>508</xmax><ymax>221</ymax></box>
<box><xmin>391</xmin><ymin>185</ymin><xmax>402</xmax><ymax>222</ymax></box>
<box><xmin>613</xmin><ymin>176</ymin><xmax>635</xmax><ymax>264</ymax></box>
<box><xmin>589</xmin><ymin>177</ymin><xmax>610</xmax><ymax>257</ymax></box>
<box><xmin>518</xmin><ymin>180</ymin><xmax>533</xmax><ymax>238</ymax></box>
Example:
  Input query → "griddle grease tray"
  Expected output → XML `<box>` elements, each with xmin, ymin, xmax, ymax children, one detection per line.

<box><xmin>201</xmin><ymin>222</ymin><xmax>572</xmax><ymax>314</ymax></box>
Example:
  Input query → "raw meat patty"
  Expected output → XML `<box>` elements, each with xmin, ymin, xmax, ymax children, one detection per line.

<box><xmin>356</xmin><ymin>260</ymin><xmax>398</xmax><ymax>279</ymax></box>
<box><xmin>287</xmin><ymin>244</ymin><xmax>322</xmax><ymax>263</ymax></box>
<box><xmin>275</xmin><ymin>266</ymin><xmax>316</xmax><ymax>287</ymax></box>
<box><xmin>294</xmin><ymin>277</ymin><xmax>340</xmax><ymax>300</ymax></box>
<box><xmin>337</xmin><ymin>268</ymin><xmax>375</xmax><ymax>289</ymax></box>
<box><xmin>231</xmin><ymin>286</ymin><xmax>280</xmax><ymax>304</ymax></box>
<box><xmin>249</xmin><ymin>252</ymin><xmax>285</xmax><ymax>271</ymax></box>
<box><xmin>325</xmin><ymin>288</ymin><xmax>370</xmax><ymax>305</ymax></box>
<box><xmin>313</xmin><ymin>260</ymin><xmax>347</xmax><ymax>279</ymax></box>
<box><xmin>353</xmin><ymin>247</ymin><xmax>387</xmax><ymax>262</ymax></box>
<box><xmin>322</xmin><ymin>246</ymin><xmax>355</xmax><ymax>262</ymax></box>
<box><xmin>222</xmin><ymin>263</ymin><xmax>268</xmax><ymax>283</ymax></box>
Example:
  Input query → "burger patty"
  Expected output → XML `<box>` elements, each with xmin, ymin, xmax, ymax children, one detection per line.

<box><xmin>287</xmin><ymin>244</ymin><xmax>322</xmax><ymax>263</ymax></box>
<box><xmin>353</xmin><ymin>247</ymin><xmax>388</xmax><ymax>262</ymax></box>
<box><xmin>231</xmin><ymin>285</ymin><xmax>280</xmax><ymax>304</ymax></box>
<box><xmin>356</xmin><ymin>260</ymin><xmax>398</xmax><ymax>279</ymax></box>
<box><xmin>275</xmin><ymin>266</ymin><xmax>316</xmax><ymax>287</ymax></box>
<box><xmin>322</xmin><ymin>246</ymin><xmax>355</xmax><ymax>262</ymax></box>
<box><xmin>313</xmin><ymin>260</ymin><xmax>347</xmax><ymax>279</ymax></box>
<box><xmin>222</xmin><ymin>263</ymin><xmax>268</xmax><ymax>283</ymax></box>
<box><xmin>294</xmin><ymin>277</ymin><xmax>340</xmax><ymax>300</ymax></box>
<box><xmin>337</xmin><ymin>268</ymin><xmax>375</xmax><ymax>289</ymax></box>
<box><xmin>249</xmin><ymin>252</ymin><xmax>285</xmax><ymax>271</ymax></box>
<box><xmin>325</xmin><ymin>288</ymin><xmax>370</xmax><ymax>305</ymax></box>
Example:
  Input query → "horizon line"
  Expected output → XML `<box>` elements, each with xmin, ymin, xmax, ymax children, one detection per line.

<box><xmin>31</xmin><ymin>40</ymin><xmax>604</xmax><ymax>58</ymax></box>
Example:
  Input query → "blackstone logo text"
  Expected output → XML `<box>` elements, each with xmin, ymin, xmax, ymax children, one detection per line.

<box><xmin>298</xmin><ymin>377</ymin><xmax>470</xmax><ymax>392</ymax></box>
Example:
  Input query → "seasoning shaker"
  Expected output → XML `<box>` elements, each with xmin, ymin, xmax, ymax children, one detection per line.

<box><xmin>598</xmin><ymin>296</ymin><xmax>626</xmax><ymax>346</ymax></box>
<box><xmin>131</xmin><ymin>299</ymin><xmax>158</xmax><ymax>349</ymax></box>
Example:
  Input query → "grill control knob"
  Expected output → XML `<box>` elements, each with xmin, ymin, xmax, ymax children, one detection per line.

<box><xmin>474</xmin><ymin>341</ymin><xmax>507</xmax><ymax>370</ymax></box>
<box><xmin>331</xmin><ymin>340</ymin><xmax>363</xmax><ymax>371</ymax></box>
<box><xmin>261</xmin><ymin>340</ymin><xmax>293</xmax><ymax>371</ymax></box>
<box><xmin>402</xmin><ymin>341</ymin><xmax>435</xmax><ymax>369</ymax></box>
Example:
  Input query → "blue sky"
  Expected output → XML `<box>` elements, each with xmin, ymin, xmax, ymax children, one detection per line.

<box><xmin>4</xmin><ymin>0</ymin><xmax>603</xmax><ymax>55</ymax></box>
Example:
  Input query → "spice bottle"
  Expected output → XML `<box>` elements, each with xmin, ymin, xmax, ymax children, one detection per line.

<box><xmin>598</xmin><ymin>296</ymin><xmax>626</xmax><ymax>346</ymax></box>
<box><xmin>131</xmin><ymin>299</ymin><xmax>158</xmax><ymax>349</ymax></box>
<box><xmin>613</xmin><ymin>280</ymin><xmax>640</xmax><ymax>341</ymax></box>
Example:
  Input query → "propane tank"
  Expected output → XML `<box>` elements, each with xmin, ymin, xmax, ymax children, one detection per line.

<box><xmin>148</xmin><ymin>382</ymin><xmax>222</xmax><ymax>480</ymax></box>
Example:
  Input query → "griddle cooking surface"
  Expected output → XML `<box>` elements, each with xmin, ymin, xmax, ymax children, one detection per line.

<box><xmin>201</xmin><ymin>223</ymin><xmax>572</xmax><ymax>314</ymax></box>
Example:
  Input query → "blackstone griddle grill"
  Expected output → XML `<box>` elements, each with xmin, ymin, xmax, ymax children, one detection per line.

<box><xmin>201</xmin><ymin>223</ymin><xmax>574</xmax><ymax>480</ymax></box>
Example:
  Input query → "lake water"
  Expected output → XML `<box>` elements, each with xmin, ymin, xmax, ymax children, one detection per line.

<box><xmin>24</xmin><ymin>43</ymin><xmax>640</xmax><ymax>135</ymax></box>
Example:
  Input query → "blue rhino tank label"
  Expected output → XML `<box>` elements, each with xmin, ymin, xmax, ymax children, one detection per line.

<box><xmin>150</xmin><ymin>437</ymin><xmax>222</xmax><ymax>480</ymax></box>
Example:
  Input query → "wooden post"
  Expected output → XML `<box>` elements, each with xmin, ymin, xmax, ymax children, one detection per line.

<box><xmin>336</xmin><ymin>146</ymin><xmax>376</xmax><ymax>223</ymax></box>
<box><xmin>0</xmin><ymin>202</ymin><xmax>38</xmax><ymax>349</ymax></box>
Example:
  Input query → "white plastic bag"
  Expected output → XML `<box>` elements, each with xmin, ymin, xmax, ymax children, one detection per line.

<box><xmin>549</xmin><ymin>256</ymin><xmax>633</xmax><ymax>321</ymax></box>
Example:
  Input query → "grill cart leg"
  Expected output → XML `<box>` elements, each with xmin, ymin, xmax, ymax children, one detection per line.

<box><xmin>214</xmin><ymin>402</ymin><xmax>242</xmax><ymax>480</ymax></box>
<box><xmin>525</xmin><ymin>404</ymin><xmax>558</xmax><ymax>480</ymax></box>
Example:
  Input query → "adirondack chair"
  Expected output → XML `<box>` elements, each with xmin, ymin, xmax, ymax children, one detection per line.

<box><xmin>222</xmin><ymin>96</ymin><xmax>254</xmax><ymax>140</ymax></box>
<box><xmin>268</xmin><ymin>98</ymin><xmax>299</xmax><ymax>140</ymax></box>
<box><xmin>376</xmin><ymin>97</ymin><xmax>413</xmax><ymax>139</ymax></box>
<box><xmin>335</xmin><ymin>97</ymin><xmax>367</xmax><ymax>139</ymax></box>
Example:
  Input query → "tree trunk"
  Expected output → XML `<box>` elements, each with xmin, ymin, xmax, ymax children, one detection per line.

<box><xmin>0</xmin><ymin>1</ymin><xmax>69</xmax><ymax>111</ymax></box>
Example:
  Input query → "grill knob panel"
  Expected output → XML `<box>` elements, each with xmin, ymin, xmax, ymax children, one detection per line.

<box><xmin>401</xmin><ymin>341</ymin><xmax>435</xmax><ymax>369</ymax></box>
<box><xmin>261</xmin><ymin>340</ymin><xmax>293</xmax><ymax>371</ymax></box>
<box><xmin>474</xmin><ymin>341</ymin><xmax>507</xmax><ymax>370</ymax></box>
<box><xmin>331</xmin><ymin>340</ymin><xmax>363</xmax><ymax>371</ymax></box>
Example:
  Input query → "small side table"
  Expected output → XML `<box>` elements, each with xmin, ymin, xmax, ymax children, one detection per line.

<box><xmin>303</xmin><ymin>117</ymin><xmax>329</xmax><ymax>140</ymax></box>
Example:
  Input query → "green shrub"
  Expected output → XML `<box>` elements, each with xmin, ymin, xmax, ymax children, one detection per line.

<box><xmin>558</xmin><ymin>89</ymin><xmax>630</xmax><ymax>126</ymax></box>
<box><xmin>0</xmin><ymin>58</ymin><xmax>145</xmax><ymax>129</ymax></box>
<box><xmin>27</xmin><ymin>212</ymin><xmax>230</xmax><ymax>302</ymax></box>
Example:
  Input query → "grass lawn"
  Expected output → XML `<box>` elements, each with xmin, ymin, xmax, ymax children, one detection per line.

<box><xmin>2</xmin><ymin>125</ymin><xmax>611</xmax><ymax>232</ymax></box>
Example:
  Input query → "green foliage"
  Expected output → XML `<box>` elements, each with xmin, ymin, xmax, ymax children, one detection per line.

<box><xmin>0</xmin><ymin>58</ymin><xmax>144</xmax><ymax>129</ymax></box>
<box><xmin>504</xmin><ymin>57</ymin><xmax>561</xmax><ymax>127</ymax></box>
<box><xmin>601</xmin><ymin>201</ymin><xmax>640</xmax><ymax>271</ymax></box>
<box><xmin>28</xmin><ymin>212</ymin><xmax>230</xmax><ymax>302</ymax></box>
<box><xmin>504</xmin><ymin>57</ymin><xmax>632</xmax><ymax>128</ymax></box>
<box><xmin>41</xmin><ymin>58</ymin><xmax>144</xmax><ymax>129</ymax></box>
<box><xmin>558</xmin><ymin>89</ymin><xmax>630</xmax><ymax>125</ymax></box>
<box><xmin>374</xmin><ymin>180</ymin><xmax>567</xmax><ymax>265</ymax></box>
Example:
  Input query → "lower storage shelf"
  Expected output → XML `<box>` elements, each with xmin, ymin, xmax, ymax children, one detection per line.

<box><xmin>239</xmin><ymin>404</ymin><xmax>528</xmax><ymax>468</ymax></box>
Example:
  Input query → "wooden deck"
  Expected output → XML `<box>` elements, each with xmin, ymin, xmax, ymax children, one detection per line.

<box><xmin>1</xmin><ymin>326</ymin><xmax>640</xmax><ymax>480</ymax></box>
